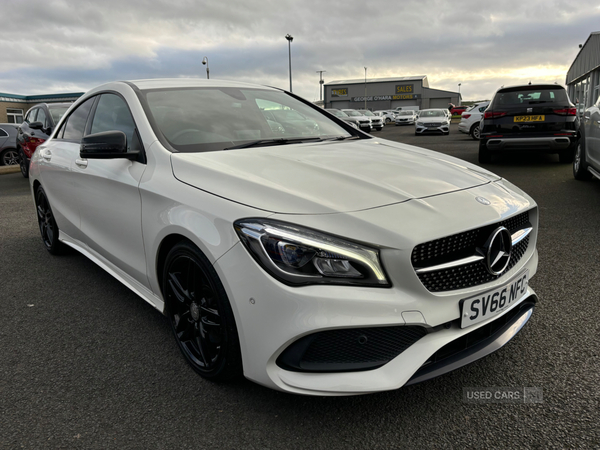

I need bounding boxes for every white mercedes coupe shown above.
[29,79,539,395]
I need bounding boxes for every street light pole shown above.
[285,34,293,92]
[317,70,326,103]
[458,83,461,105]
[364,67,367,110]
[202,56,209,79]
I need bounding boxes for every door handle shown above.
[42,150,52,161]
[75,158,88,168]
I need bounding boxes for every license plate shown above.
[460,270,529,329]
[514,115,544,122]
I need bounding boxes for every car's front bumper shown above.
[415,124,450,134]
[215,184,539,395]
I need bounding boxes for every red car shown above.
[17,102,71,178]
[450,106,468,116]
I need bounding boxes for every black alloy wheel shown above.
[163,241,242,381]
[35,186,64,254]
[573,139,592,180]
[19,148,29,178]
[559,141,576,164]
[0,148,19,166]
[478,139,491,164]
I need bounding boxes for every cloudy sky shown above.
[1,0,598,101]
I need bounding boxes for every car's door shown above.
[38,97,96,242]
[72,92,149,287]
[584,96,600,168]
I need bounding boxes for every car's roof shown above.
[125,78,280,91]
[496,83,566,92]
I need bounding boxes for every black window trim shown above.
[53,89,146,164]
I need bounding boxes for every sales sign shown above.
[331,88,348,97]
[396,84,414,94]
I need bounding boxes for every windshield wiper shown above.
[224,137,323,150]
[324,135,360,141]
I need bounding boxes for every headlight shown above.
[443,121,449,125]
[416,121,424,127]
[234,219,389,287]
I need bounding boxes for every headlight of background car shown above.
[234,219,389,287]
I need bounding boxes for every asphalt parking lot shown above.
[1,123,599,449]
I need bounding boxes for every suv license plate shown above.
[514,115,544,122]
[460,270,529,329]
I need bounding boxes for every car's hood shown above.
[171,139,500,214]
[418,116,447,122]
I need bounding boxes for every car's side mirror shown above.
[80,131,139,160]
[30,121,44,130]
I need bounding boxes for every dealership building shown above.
[566,31,600,111]
[0,92,83,124]
[323,76,461,111]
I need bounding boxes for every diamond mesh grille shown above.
[412,211,532,292]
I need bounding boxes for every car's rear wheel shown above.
[0,148,19,166]
[478,139,491,164]
[559,141,576,164]
[35,185,64,255]
[470,124,481,140]
[573,140,592,180]
[163,241,242,381]
[19,148,29,178]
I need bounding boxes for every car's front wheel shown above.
[573,140,592,180]
[35,185,64,255]
[19,148,29,178]
[163,241,242,381]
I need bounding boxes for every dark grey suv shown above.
[0,124,19,166]
[479,84,579,164]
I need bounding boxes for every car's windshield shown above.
[326,109,349,118]
[419,110,445,117]
[142,87,352,152]
[343,110,363,117]
[493,86,569,106]
[48,106,69,124]
[398,111,413,116]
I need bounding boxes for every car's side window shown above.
[37,109,49,129]
[90,93,141,151]
[0,128,8,138]
[61,97,96,141]
[25,108,38,124]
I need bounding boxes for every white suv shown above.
[458,102,489,140]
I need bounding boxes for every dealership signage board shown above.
[331,88,348,97]
[352,94,420,102]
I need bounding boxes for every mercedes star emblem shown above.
[484,227,512,275]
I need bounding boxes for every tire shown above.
[385,118,391,124]
[35,185,65,255]
[573,139,592,180]
[470,124,481,140]
[19,148,29,178]
[559,141,576,164]
[478,139,491,164]
[163,241,242,381]
[0,148,19,166]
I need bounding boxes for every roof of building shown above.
[566,31,600,85]
[325,76,428,86]
[0,92,84,103]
